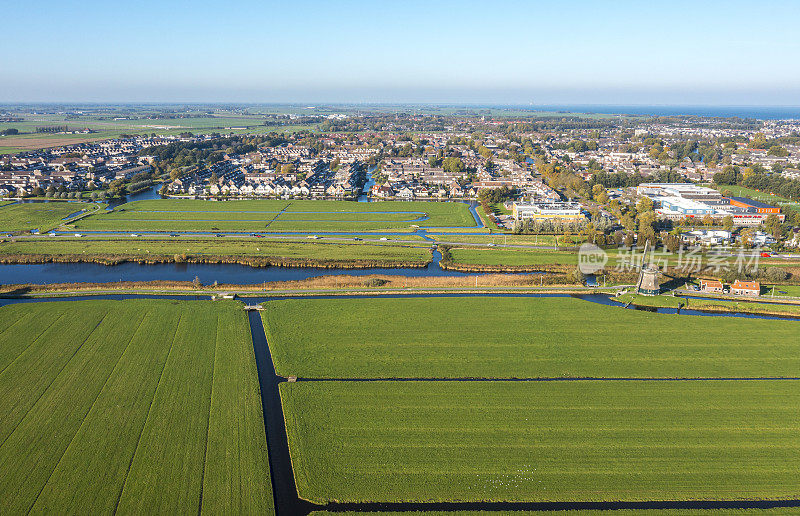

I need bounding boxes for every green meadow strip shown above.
[200,308,273,515]
[0,306,146,513]
[115,304,219,513]
[0,304,53,372]
[29,308,181,513]
[0,306,114,446]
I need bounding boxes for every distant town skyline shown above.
[3,0,799,105]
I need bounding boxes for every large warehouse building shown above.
[636,183,785,226]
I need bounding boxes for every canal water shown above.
[0,250,542,285]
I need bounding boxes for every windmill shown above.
[635,240,661,296]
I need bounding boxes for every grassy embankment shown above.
[613,292,687,308]
[616,292,800,317]
[0,300,272,514]
[0,237,432,268]
[444,245,800,276]
[0,201,99,232]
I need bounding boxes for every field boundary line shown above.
[112,312,184,515]
[27,310,151,515]
[196,313,220,516]
[0,311,107,453]
[0,312,67,377]
[264,202,292,229]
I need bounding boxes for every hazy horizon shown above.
[3,0,799,105]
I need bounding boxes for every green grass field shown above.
[0,201,99,232]
[262,296,800,378]
[716,184,795,205]
[433,234,560,245]
[282,380,800,503]
[71,199,476,232]
[448,247,580,266]
[0,300,271,514]
[613,293,687,308]
[0,236,431,265]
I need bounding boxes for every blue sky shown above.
[2,0,799,105]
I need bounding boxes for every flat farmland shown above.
[72,199,477,232]
[262,296,800,379]
[0,299,271,514]
[448,247,580,266]
[282,380,800,504]
[0,201,99,232]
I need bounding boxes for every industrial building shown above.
[512,202,586,223]
[636,183,784,226]
[727,197,782,214]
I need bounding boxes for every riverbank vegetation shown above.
[0,272,575,295]
[262,296,800,378]
[0,300,271,514]
[283,380,800,503]
[0,237,432,268]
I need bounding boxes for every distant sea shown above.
[506,105,800,120]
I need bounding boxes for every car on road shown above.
[307,235,319,239]
[215,233,225,237]
[487,243,497,247]
[761,252,772,258]
[353,237,362,241]
[74,233,82,237]
[130,233,139,237]
[169,233,179,237]
[379,237,388,241]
